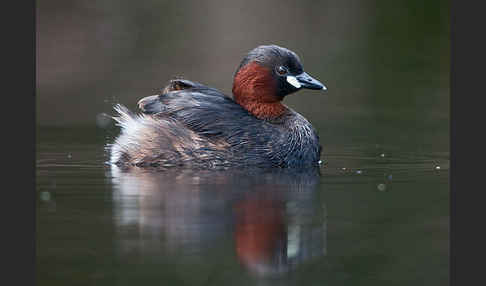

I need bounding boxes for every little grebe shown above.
[110,45,326,169]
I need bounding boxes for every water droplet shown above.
[380,153,385,158]
[318,160,322,165]
[435,166,441,170]
[377,183,387,192]
[40,191,51,202]
[96,113,112,128]
[67,153,72,159]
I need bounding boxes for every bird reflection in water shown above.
[109,166,327,277]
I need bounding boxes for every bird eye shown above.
[276,66,288,75]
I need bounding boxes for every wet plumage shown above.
[110,45,325,170]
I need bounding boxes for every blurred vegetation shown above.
[37,0,449,151]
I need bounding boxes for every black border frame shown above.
[5,0,35,285]
[5,0,466,285]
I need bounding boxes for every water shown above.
[36,126,449,285]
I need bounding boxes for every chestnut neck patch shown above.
[232,62,287,120]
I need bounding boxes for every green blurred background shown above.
[36,0,449,151]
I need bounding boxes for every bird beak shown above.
[294,72,326,90]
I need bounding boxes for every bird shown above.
[110,44,326,170]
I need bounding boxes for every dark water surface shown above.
[36,125,449,285]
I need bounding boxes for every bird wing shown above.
[137,79,225,114]
[134,79,290,166]
[138,79,280,141]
